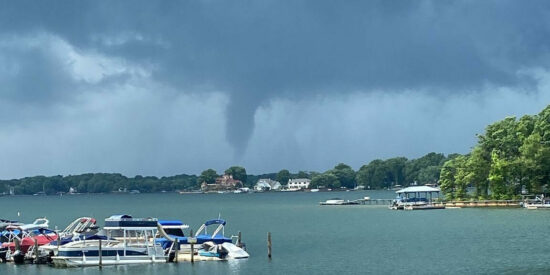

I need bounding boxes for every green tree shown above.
[198,169,218,184]
[440,156,462,200]
[464,146,490,199]
[417,166,440,185]
[311,172,340,189]
[331,163,356,188]
[488,151,509,199]
[355,159,387,189]
[296,171,310,179]
[224,166,247,183]
[276,169,291,185]
[385,157,407,187]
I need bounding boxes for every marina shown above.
[1,191,550,274]
[0,212,250,268]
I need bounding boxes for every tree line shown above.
[0,154,454,195]
[4,104,547,196]
[439,105,550,200]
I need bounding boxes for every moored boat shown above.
[163,219,248,261]
[320,198,359,205]
[0,218,57,263]
[51,215,166,267]
[33,217,99,262]
[389,186,444,210]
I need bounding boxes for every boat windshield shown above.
[163,228,185,237]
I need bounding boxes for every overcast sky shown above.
[1,1,550,179]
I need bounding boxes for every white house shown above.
[287,178,311,190]
[255,179,282,191]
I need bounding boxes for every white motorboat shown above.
[161,219,249,261]
[34,217,99,260]
[51,215,166,267]
[320,198,359,205]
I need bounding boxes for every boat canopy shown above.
[396,186,440,194]
[104,215,158,229]
[158,220,184,226]
[205,219,226,226]
[107,214,132,220]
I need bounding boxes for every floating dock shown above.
[354,198,393,205]
[433,200,521,208]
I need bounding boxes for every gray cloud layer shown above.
[1,1,550,178]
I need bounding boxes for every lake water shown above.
[1,191,549,274]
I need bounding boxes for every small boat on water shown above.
[51,215,166,267]
[0,218,57,263]
[33,217,99,262]
[159,219,249,261]
[193,219,248,260]
[320,198,359,205]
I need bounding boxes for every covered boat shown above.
[33,217,99,262]
[0,218,57,263]
[390,186,444,210]
[51,214,166,267]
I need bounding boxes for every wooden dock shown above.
[340,198,522,208]
[352,198,393,205]
[433,200,521,208]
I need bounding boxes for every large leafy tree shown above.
[276,169,291,185]
[385,157,407,187]
[198,169,218,184]
[330,163,356,188]
[356,159,387,189]
[311,172,340,189]
[224,166,247,183]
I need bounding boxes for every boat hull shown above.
[51,255,166,267]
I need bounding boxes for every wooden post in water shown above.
[14,238,20,252]
[189,229,194,263]
[34,238,39,262]
[56,231,60,256]
[267,232,272,259]
[98,238,103,268]
[237,231,242,247]
[174,240,179,263]
[190,243,194,263]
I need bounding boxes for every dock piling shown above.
[34,238,38,262]
[99,239,102,268]
[14,238,20,252]
[237,231,242,247]
[190,229,194,263]
[174,240,179,263]
[56,231,60,256]
[267,232,272,258]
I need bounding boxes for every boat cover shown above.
[158,220,184,226]
[204,219,226,226]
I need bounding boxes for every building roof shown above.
[288,178,311,183]
[396,186,440,194]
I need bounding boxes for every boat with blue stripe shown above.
[51,214,166,267]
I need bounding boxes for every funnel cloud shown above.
[1,1,550,178]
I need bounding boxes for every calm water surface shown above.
[1,191,549,274]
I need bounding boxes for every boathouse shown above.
[396,186,441,202]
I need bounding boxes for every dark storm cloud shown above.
[1,0,550,160]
